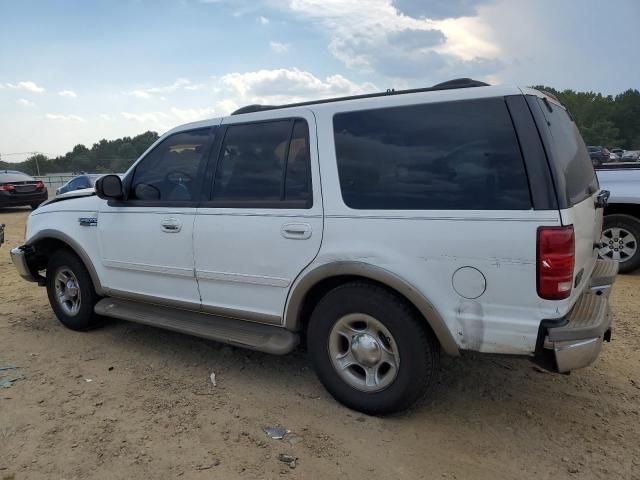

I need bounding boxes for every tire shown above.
[307,282,439,415]
[46,249,103,330]
[30,202,42,210]
[600,214,640,273]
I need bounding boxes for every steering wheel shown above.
[165,170,192,185]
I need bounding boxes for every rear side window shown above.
[211,119,312,208]
[333,98,531,210]
[535,98,597,206]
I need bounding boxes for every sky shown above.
[1,0,639,162]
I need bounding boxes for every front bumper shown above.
[10,246,41,283]
[538,259,618,373]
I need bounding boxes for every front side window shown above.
[130,128,212,201]
[211,119,312,207]
[333,98,532,210]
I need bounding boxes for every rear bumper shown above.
[537,259,617,373]
[0,190,48,206]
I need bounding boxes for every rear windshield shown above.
[534,98,598,206]
[333,98,532,210]
[0,172,34,183]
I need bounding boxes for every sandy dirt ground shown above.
[0,207,639,480]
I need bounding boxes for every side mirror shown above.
[95,175,124,200]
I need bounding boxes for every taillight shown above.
[35,181,45,190]
[537,226,575,300]
[0,184,15,191]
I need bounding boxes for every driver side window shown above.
[130,128,212,201]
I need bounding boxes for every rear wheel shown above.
[307,282,439,415]
[599,214,640,273]
[46,249,103,330]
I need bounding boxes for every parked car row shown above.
[589,146,640,166]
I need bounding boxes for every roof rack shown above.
[231,78,489,115]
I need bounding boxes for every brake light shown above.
[35,181,45,190]
[537,226,575,300]
[0,184,15,191]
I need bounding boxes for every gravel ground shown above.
[1,207,639,480]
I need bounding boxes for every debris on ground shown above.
[263,425,289,440]
[210,372,216,387]
[0,364,25,389]
[195,459,220,470]
[277,453,297,469]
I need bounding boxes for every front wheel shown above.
[599,214,640,273]
[46,249,103,330]
[307,282,439,415]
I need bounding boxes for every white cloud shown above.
[121,111,170,123]
[99,114,112,121]
[269,41,290,53]
[58,89,78,98]
[17,98,35,107]
[220,68,377,105]
[126,78,195,99]
[278,0,501,81]
[258,15,269,24]
[3,80,45,93]
[170,107,216,122]
[184,83,205,91]
[129,89,153,99]
[45,113,85,122]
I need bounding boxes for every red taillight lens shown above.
[537,226,575,300]
[0,184,15,191]
[35,181,45,190]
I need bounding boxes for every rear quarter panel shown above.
[309,92,565,355]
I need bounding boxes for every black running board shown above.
[95,298,298,355]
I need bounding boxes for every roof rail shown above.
[230,77,490,115]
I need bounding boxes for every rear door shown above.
[529,96,602,294]
[193,109,322,324]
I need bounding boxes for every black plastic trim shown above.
[525,95,572,210]
[505,95,558,211]
[230,78,489,115]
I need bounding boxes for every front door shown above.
[193,110,322,324]
[98,126,218,308]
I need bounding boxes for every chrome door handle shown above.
[161,217,182,233]
[281,223,312,240]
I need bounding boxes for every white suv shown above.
[11,79,617,414]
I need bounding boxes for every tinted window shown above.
[333,98,531,210]
[130,128,211,201]
[536,99,597,205]
[211,119,312,207]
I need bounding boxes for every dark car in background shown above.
[56,174,102,196]
[0,170,48,209]
[588,146,611,167]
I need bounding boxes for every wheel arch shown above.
[284,261,460,356]
[27,229,104,295]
